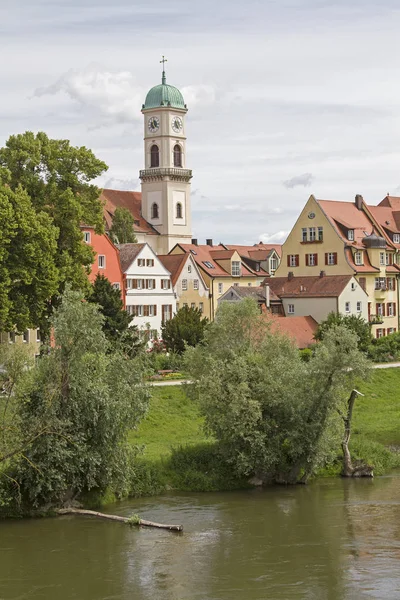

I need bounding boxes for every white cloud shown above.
[181,85,215,107]
[283,173,315,189]
[259,231,288,244]
[102,176,139,191]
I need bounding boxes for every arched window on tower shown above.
[150,145,159,168]
[151,203,159,219]
[176,202,183,219]
[173,144,182,167]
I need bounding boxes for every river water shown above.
[1,474,400,600]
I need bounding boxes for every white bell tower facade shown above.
[140,62,192,255]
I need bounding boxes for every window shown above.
[218,283,223,294]
[357,301,362,312]
[151,203,159,219]
[203,261,214,269]
[8,332,15,344]
[126,305,134,316]
[150,144,159,168]
[191,302,196,309]
[112,282,120,290]
[387,303,396,317]
[126,278,133,289]
[287,254,299,267]
[288,304,295,314]
[182,279,188,291]
[176,202,183,218]
[194,279,199,290]
[146,279,155,289]
[137,279,144,290]
[325,252,337,266]
[173,144,182,167]
[162,304,172,323]
[387,278,396,291]
[232,261,241,276]
[318,226,323,241]
[388,327,396,335]
[306,253,318,266]
[375,277,386,290]
[386,253,393,266]
[148,305,155,317]
[188,264,192,273]
[345,302,350,313]
[394,234,400,244]
[309,227,316,242]
[161,279,171,289]
[354,251,363,266]
[183,302,188,307]
[83,231,91,243]
[302,228,307,242]
[376,303,384,316]
[98,255,105,268]
[270,257,278,272]
[134,305,143,317]
[348,229,354,241]
[138,259,145,267]
[146,259,154,267]
[376,328,384,339]
[199,302,204,313]
[351,282,356,291]
[36,329,41,343]
[380,252,385,266]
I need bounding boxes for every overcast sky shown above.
[3,0,400,244]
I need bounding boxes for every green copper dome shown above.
[143,72,186,110]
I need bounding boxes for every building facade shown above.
[81,226,124,298]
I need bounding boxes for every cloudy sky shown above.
[3,0,400,244]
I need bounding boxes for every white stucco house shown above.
[117,243,176,341]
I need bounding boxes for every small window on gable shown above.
[150,144,159,168]
[188,264,192,273]
[173,144,182,167]
[151,203,159,219]
[348,229,354,241]
[288,304,295,314]
[83,231,91,243]
[345,302,351,313]
[394,233,400,244]
[98,255,105,269]
[176,202,183,219]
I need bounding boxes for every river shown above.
[1,474,400,600]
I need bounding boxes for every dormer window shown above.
[394,234,400,244]
[232,261,241,277]
[354,251,363,266]
[348,229,354,241]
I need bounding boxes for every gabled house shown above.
[81,226,124,299]
[158,253,210,320]
[117,243,176,340]
[223,243,282,276]
[275,194,399,337]
[169,240,265,317]
[218,285,283,314]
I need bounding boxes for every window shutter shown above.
[287,255,291,267]
[394,279,396,291]
[315,254,318,266]
[394,304,397,317]
[153,279,156,288]
[161,280,164,289]
[132,279,137,289]
[333,253,337,265]
[325,253,328,265]
[143,305,148,317]
[305,254,309,266]
[154,305,157,316]
[376,303,379,315]
[295,255,299,267]
[145,279,149,289]
[383,303,386,317]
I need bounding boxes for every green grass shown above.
[130,385,210,462]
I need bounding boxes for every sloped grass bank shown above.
[129,369,400,495]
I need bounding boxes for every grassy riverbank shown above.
[129,369,400,494]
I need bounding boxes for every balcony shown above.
[369,314,384,325]
[139,167,193,182]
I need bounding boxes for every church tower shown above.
[140,59,192,254]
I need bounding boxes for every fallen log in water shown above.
[56,508,183,532]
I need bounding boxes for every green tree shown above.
[162,306,208,354]
[0,168,58,332]
[0,131,108,300]
[315,312,372,352]
[8,288,149,508]
[109,207,137,244]
[185,299,369,484]
[88,274,142,356]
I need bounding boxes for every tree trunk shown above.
[341,390,373,478]
[55,508,183,531]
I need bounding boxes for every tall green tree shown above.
[0,131,108,297]
[0,168,58,332]
[185,299,370,484]
[109,207,137,244]
[162,306,208,354]
[9,288,149,508]
[88,274,142,356]
[315,312,372,352]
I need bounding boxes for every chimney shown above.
[192,238,198,246]
[355,194,363,210]
[264,284,270,309]
[320,270,326,278]
[288,272,294,280]
[206,239,213,246]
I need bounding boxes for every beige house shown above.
[158,253,210,320]
[0,329,41,356]
[275,194,400,337]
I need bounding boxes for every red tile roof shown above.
[225,243,282,259]
[175,244,259,278]
[158,254,188,286]
[101,189,158,236]
[344,248,379,273]
[266,315,318,349]
[264,274,354,298]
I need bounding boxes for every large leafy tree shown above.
[162,306,208,354]
[185,299,369,484]
[0,131,108,297]
[0,168,58,332]
[109,207,137,244]
[88,274,142,356]
[7,288,149,508]
[315,312,372,352]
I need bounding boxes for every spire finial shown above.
[160,55,167,84]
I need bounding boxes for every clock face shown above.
[171,116,183,133]
[148,116,160,133]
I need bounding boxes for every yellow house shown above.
[170,241,265,317]
[275,194,400,337]
[0,329,41,356]
[158,253,211,320]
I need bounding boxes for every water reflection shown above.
[0,474,399,599]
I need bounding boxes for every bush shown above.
[299,348,313,362]
[367,331,400,362]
